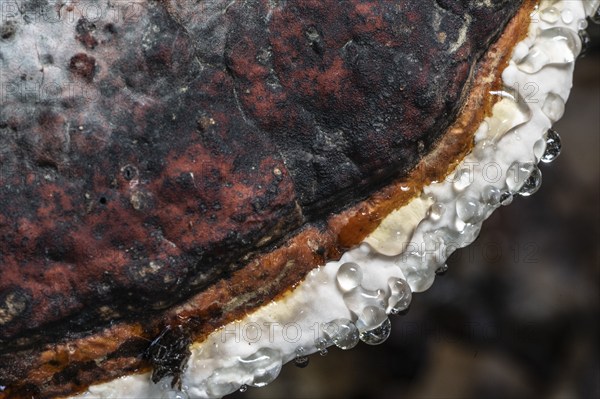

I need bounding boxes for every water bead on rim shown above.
[516,27,581,73]
[323,319,360,350]
[293,347,309,368]
[517,165,543,197]
[540,129,562,163]
[453,167,473,192]
[506,161,535,193]
[387,277,412,314]
[456,195,484,224]
[238,348,283,388]
[500,191,514,206]
[435,264,449,275]
[541,93,565,123]
[540,6,560,24]
[428,202,445,221]
[336,262,363,292]
[358,318,392,346]
[343,286,387,316]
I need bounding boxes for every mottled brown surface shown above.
[0,0,531,397]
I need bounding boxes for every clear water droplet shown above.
[403,255,436,293]
[517,166,542,197]
[387,278,412,314]
[314,336,330,354]
[323,319,359,350]
[239,348,283,388]
[541,129,562,163]
[294,347,309,368]
[343,286,387,315]
[456,195,483,224]
[452,167,473,191]
[561,8,574,24]
[428,203,445,221]
[459,223,482,245]
[500,191,514,206]
[435,264,449,275]
[239,384,248,393]
[542,93,565,122]
[507,162,534,193]
[359,317,392,345]
[356,306,387,332]
[533,137,546,163]
[319,348,328,356]
[517,27,581,73]
[540,6,560,23]
[336,262,363,292]
[578,29,591,58]
[205,370,241,397]
[483,185,502,206]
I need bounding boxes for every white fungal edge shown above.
[75,1,593,398]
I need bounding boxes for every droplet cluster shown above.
[318,263,414,347]
[362,1,577,296]
[516,27,581,73]
[196,348,283,397]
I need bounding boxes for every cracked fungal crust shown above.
[0,0,533,397]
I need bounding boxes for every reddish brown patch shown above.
[69,53,96,82]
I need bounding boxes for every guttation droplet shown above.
[239,385,248,393]
[517,27,581,73]
[343,286,387,315]
[456,195,483,224]
[540,6,559,24]
[517,165,542,197]
[534,137,546,162]
[579,29,591,57]
[541,129,562,163]
[453,167,472,191]
[435,264,449,275]
[205,370,243,397]
[561,8,574,24]
[500,191,513,206]
[359,317,392,346]
[336,262,363,292]
[483,185,502,206]
[542,93,565,122]
[387,278,412,314]
[507,162,534,193]
[294,347,309,368]
[238,348,283,388]
[356,306,387,332]
[314,336,329,356]
[323,318,360,350]
[428,203,445,221]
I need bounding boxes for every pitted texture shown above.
[0,0,523,394]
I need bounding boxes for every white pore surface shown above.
[74,1,592,398]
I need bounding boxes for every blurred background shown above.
[229,20,600,399]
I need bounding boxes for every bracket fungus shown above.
[0,0,597,398]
